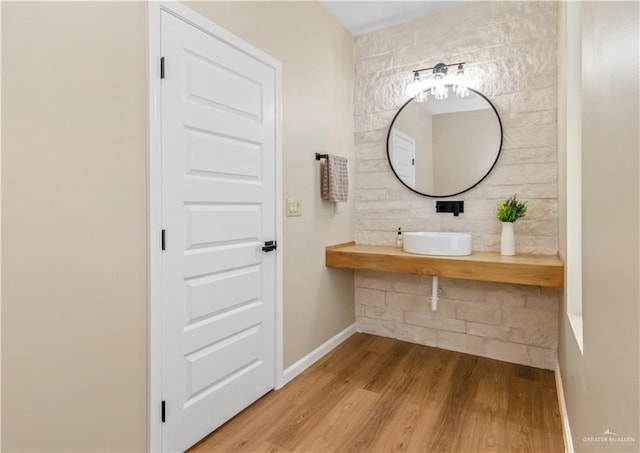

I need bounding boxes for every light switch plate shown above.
[286,198,302,217]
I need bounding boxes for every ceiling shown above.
[319,1,467,36]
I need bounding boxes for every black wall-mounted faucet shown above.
[436,200,464,217]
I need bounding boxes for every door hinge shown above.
[161,400,166,423]
[262,240,277,252]
[160,57,165,79]
[412,158,415,166]
[161,230,166,251]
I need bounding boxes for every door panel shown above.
[185,131,261,181]
[160,10,276,452]
[186,266,261,321]
[185,50,263,119]
[186,204,261,247]
[391,129,416,188]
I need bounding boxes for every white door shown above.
[391,129,416,188]
[161,11,276,452]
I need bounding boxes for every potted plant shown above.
[496,194,527,256]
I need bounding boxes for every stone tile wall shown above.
[353,2,559,369]
[356,272,558,369]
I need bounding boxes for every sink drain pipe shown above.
[431,276,439,312]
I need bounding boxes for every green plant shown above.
[496,194,527,222]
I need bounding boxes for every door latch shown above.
[262,240,277,252]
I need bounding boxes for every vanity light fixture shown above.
[406,62,470,101]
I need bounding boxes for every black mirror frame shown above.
[386,86,503,198]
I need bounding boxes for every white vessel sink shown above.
[403,232,472,256]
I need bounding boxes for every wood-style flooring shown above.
[189,333,564,453]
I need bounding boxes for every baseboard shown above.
[555,360,574,453]
[281,323,357,386]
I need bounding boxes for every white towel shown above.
[321,154,349,203]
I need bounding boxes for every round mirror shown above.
[386,87,503,197]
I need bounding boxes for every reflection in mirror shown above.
[387,87,502,197]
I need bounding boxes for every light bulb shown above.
[454,84,469,97]
[452,64,470,98]
[431,77,448,100]
[406,62,473,102]
[406,72,428,99]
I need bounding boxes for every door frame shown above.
[147,2,284,451]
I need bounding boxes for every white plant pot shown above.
[500,221,516,256]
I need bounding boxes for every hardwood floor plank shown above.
[405,347,460,406]
[428,354,484,452]
[505,376,542,453]
[264,373,355,450]
[189,333,564,453]
[312,335,380,379]
[363,341,417,393]
[451,359,513,453]
[265,343,392,451]
[367,335,398,354]
[339,389,414,452]
[294,387,381,452]
[458,408,509,453]
[372,401,440,453]
[189,366,336,452]
[253,442,292,453]
[539,387,564,452]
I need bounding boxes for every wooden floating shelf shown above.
[326,242,564,288]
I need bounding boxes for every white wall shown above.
[2,3,148,451]
[1,1,355,450]
[353,2,559,369]
[558,1,639,449]
[0,3,4,447]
